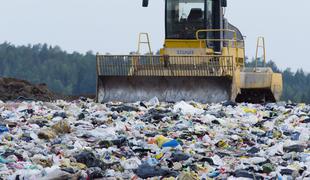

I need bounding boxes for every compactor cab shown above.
[96,0,282,103]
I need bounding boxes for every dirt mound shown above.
[0,77,56,102]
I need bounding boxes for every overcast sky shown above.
[0,0,309,71]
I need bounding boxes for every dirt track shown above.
[0,77,96,102]
[0,77,56,102]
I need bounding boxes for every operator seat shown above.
[187,8,203,22]
[185,8,203,39]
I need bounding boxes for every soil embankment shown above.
[0,77,55,101]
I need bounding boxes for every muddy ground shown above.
[0,77,96,102]
[0,77,58,102]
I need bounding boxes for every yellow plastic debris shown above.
[155,135,170,147]
[155,153,164,160]
[243,107,257,114]
[272,130,282,139]
[216,140,229,149]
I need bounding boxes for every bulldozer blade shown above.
[97,76,232,103]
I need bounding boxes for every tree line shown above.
[0,42,308,103]
[0,42,96,95]
[246,58,310,103]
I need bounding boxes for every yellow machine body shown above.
[96,0,283,103]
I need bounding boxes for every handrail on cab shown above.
[195,29,244,67]
[195,29,241,49]
[195,29,238,41]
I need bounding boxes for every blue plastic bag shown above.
[162,139,180,148]
[0,125,9,134]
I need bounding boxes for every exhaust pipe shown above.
[142,0,149,7]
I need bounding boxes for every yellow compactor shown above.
[96,0,282,103]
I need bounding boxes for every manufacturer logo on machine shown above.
[176,49,194,55]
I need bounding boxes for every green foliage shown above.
[0,42,96,95]
[0,42,309,103]
[246,57,310,103]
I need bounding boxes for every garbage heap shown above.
[0,98,309,179]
